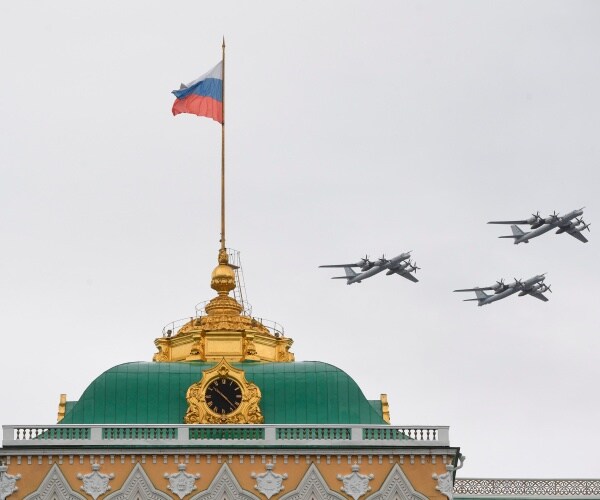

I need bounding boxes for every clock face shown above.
[205,378,243,415]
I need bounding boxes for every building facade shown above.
[0,249,461,499]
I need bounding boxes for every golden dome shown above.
[153,247,294,364]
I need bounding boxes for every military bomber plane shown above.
[488,208,590,244]
[454,274,551,306]
[319,252,419,285]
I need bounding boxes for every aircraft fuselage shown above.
[479,286,520,305]
[515,210,583,244]
[479,275,545,305]
[347,253,411,284]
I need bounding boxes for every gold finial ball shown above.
[211,249,236,294]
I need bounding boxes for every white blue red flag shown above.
[172,62,223,123]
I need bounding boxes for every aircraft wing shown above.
[453,287,494,292]
[566,230,588,243]
[487,220,530,225]
[319,264,359,268]
[392,270,419,283]
[528,292,549,302]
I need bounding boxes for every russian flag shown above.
[172,61,223,123]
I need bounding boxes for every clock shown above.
[205,377,243,415]
[184,359,263,424]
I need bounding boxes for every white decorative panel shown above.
[367,464,428,500]
[77,463,114,500]
[0,464,21,500]
[104,463,171,500]
[24,464,86,500]
[280,464,345,500]
[252,462,287,499]
[190,463,260,500]
[164,463,200,499]
[432,454,465,500]
[337,464,373,500]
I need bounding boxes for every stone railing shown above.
[454,478,600,498]
[2,424,449,449]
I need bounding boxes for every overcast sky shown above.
[2,1,599,479]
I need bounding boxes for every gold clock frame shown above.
[184,359,264,424]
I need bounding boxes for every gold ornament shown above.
[152,249,294,363]
[184,359,264,425]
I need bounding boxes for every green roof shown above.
[60,361,387,425]
[368,399,384,419]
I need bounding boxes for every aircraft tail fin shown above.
[511,225,526,237]
[499,224,528,242]
[463,290,490,306]
[332,266,357,280]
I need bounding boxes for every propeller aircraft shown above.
[454,274,551,306]
[319,252,419,285]
[488,208,590,244]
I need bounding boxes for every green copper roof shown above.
[368,399,384,420]
[60,361,387,425]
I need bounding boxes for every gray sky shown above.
[1,0,599,479]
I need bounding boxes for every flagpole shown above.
[220,37,226,254]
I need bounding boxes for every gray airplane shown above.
[319,252,419,284]
[454,274,551,306]
[488,208,590,244]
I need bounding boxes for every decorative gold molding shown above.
[57,393,67,423]
[380,394,391,424]
[184,359,264,424]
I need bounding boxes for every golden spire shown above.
[205,248,243,316]
[152,41,294,364]
[152,246,295,364]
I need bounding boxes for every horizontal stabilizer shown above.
[463,298,481,302]
[331,277,349,280]
[499,224,528,243]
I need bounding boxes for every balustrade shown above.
[454,478,600,497]
[3,424,449,448]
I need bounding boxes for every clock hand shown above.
[213,387,236,409]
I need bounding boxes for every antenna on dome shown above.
[227,248,252,316]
